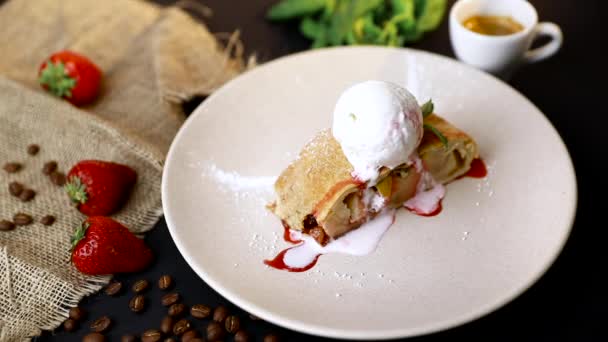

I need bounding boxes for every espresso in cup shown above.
[463,15,524,36]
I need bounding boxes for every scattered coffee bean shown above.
[173,319,191,336]
[50,171,66,186]
[121,334,137,342]
[41,215,56,226]
[27,144,40,156]
[181,330,199,342]
[13,213,33,226]
[264,333,280,342]
[129,295,145,313]
[63,318,78,332]
[3,162,22,173]
[225,316,240,334]
[191,304,211,319]
[168,303,186,317]
[206,322,225,341]
[161,292,180,306]
[234,330,250,342]
[141,329,162,342]
[160,316,174,335]
[19,188,36,202]
[132,279,150,293]
[42,161,58,175]
[158,274,173,290]
[104,281,123,296]
[69,307,85,321]
[90,316,111,333]
[0,220,15,231]
[83,332,106,342]
[213,306,228,323]
[9,181,24,196]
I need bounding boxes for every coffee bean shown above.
[19,188,36,202]
[225,316,240,334]
[213,306,228,323]
[3,162,22,173]
[181,330,199,342]
[129,295,145,313]
[0,220,15,231]
[69,307,85,321]
[158,274,172,290]
[63,318,78,332]
[41,215,56,226]
[121,334,137,342]
[264,333,280,342]
[206,322,225,341]
[43,161,58,175]
[173,319,191,336]
[191,304,211,319]
[90,316,111,333]
[13,213,33,226]
[104,281,123,296]
[168,303,186,317]
[50,171,66,186]
[161,292,180,306]
[141,329,162,342]
[132,279,150,293]
[234,330,250,342]
[9,182,23,196]
[27,144,40,156]
[83,333,106,342]
[160,316,174,335]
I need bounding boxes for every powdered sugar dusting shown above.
[204,164,276,193]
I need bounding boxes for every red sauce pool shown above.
[282,225,302,244]
[264,247,320,272]
[463,158,487,178]
[406,201,443,217]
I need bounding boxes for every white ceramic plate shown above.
[162,47,576,340]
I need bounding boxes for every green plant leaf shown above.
[424,123,448,149]
[267,0,328,21]
[421,99,434,117]
[416,0,447,32]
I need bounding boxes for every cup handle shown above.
[524,22,563,64]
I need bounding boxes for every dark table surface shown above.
[38,0,606,341]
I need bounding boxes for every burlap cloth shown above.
[0,0,248,339]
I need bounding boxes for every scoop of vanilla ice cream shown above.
[332,81,423,182]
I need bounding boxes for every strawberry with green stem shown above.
[38,50,102,106]
[65,160,137,216]
[71,216,153,275]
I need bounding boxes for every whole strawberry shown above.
[38,50,102,106]
[65,160,137,216]
[71,216,153,275]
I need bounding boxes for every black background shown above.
[34,0,607,341]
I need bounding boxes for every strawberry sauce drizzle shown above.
[407,201,443,217]
[264,247,320,272]
[463,158,487,178]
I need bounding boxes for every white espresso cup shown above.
[449,0,563,79]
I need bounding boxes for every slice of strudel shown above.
[270,112,479,242]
